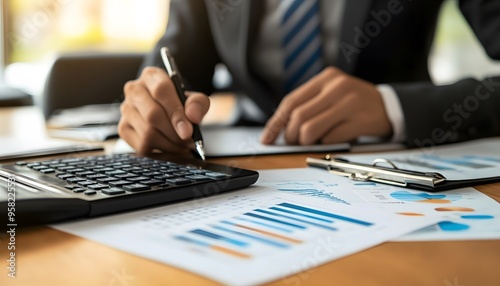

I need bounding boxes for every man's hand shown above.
[118,67,210,155]
[261,67,392,145]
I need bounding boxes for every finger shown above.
[260,79,322,144]
[321,121,361,144]
[119,122,193,156]
[285,75,353,144]
[294,94,357,145]
[185,92,211,124]
[120,101,190,153]
[118,120,147,153]
[141,67,193,140]
[124,80,179,141]
[261,67,343,144]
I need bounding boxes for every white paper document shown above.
[51,168,500,285]
[0,138,102,161]
[202,126,350,157]
[258,169,500,241]
[338,137,500,181]
[112,126,350,157]
[52,178,439,286]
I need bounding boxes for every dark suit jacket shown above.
[142,0,500,147]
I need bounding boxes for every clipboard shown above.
[306,154,500,192]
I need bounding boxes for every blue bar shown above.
[255,209,337,231]
[354,182,377,186]
[212,225,289,248]
[278,203,373,226]
[174,235,209,247]
[190,229,248,247]
[236,217,293,233]
[244,212,306,229]
[423,155,492,169]
[270,206,333,223]
[463,155,500,163]
[277,189,349,205]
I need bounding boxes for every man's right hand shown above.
[118,67,210,155]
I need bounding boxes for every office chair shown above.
[0,85,33,107]
[42,52,144,118]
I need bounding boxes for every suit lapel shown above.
[336,0,373,74]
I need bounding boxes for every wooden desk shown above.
[1,107,500,286]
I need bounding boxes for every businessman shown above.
[119,0,500,155]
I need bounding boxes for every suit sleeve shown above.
[140,0,221,94]
[390,0,500,148]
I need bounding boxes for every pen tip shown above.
[195,141,206,161]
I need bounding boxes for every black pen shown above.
[160,47,206,160]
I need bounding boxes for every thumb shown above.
[184,92,211,124]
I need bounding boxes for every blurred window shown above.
[3,0,169,64]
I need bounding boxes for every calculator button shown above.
[205,172,230,179]
[39,168,56,174]
[94,167,115,173]
[127,176,151,182]
[109,180,133,187]
[33,165,48,171]
[173,171,191,176]
[78,181,96,187]
[58,174,74,180]
[66,168,86,174]
[97,177,120,183]
[165,178,192,185]
[123,184,151,192]
[72,188,87,193]
[76,171,97,177]
[105,170,127,176]
[154,174,177,180]
[185,175,213,181]
[143,171,162,177]
[67,177,86,183]
[87,174,108,180]
[58,166,76,171]
[87,184,109,190]
[139,179,164,186]
[115,173,140,179]
[189,169,209,175]
[101,188,126,195]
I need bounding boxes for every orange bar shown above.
[397,212,425,216]
[417,199,451,204]
[211,245,252,259]
[435,207,475,212]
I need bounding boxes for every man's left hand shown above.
[261,67,392,145]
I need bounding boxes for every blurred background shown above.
[0,0,168,103]
[1,0,500,104]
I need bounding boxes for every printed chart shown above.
[258,168,500,241]
[53,187,437,286]
[171,202,372,260]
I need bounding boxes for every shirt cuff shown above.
[376,84,406,143]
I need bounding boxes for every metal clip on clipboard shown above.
[306,155,447,188]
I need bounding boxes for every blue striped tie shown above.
[282,0,324,93]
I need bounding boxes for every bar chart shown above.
[422,155,493,169]
[172,202,373,260]
[53,176,442,285]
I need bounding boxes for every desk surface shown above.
[1,107,500,286]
